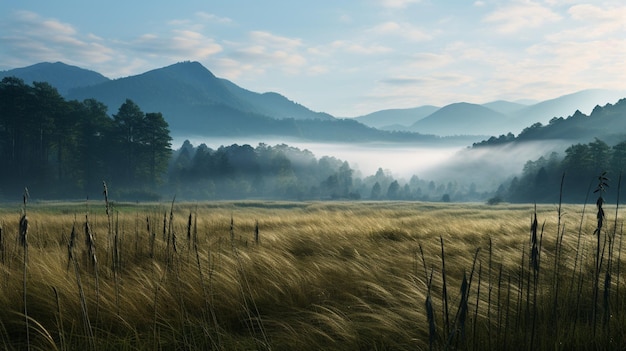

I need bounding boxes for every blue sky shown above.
[1,0,624,116]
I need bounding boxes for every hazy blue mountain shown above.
[60,61,445,141]
[0,61,109,94]
[219,79,334,121]
[68,61,333,122]
[65,61,341,136]
[508,89,626,134]
[8,61,622,143]
[68,61,250,115]
[399,90,625,137]
[353,105,439,129]
[409,102,506,136]
[482,100,527,115]
[474,98,626,147]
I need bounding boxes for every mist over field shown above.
[172,135,567,196]
[420,140,567,188]
[174,136,466,179]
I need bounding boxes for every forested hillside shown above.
[0,77,172,199]
[501,138,626,203]
[474,98,626,147]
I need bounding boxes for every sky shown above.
[0,0,625,117]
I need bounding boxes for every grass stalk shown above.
[425,270,436,351]
[487,236,493,350]
[20,187,29,351]
[472,261,482,350]
[439,236,450,338]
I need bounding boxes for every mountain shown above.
[8,61,622,143]
[474,98,626,147]
[68,61,334,122]
[372,90,625,137]
[481,100,527,115]
[60,61,449,142]
[0,61,109,95]
[66,61,343,136]
[353,105,439,129]
[507,89,626,134]
[409,102,506,136]
[219,79,334,121]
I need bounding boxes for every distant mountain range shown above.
[474,97,626,147]
[353,105,439,130]
[354,89,626,137]
[2,61,624,143]
[2,61,452,142]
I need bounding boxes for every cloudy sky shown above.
[0,0,624,117]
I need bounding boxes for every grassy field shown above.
[0,199,624,350]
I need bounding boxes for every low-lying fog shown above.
[173,136,566,191]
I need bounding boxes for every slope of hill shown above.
[0,61,110,94]
[354,105,439,129]
[474,98,626,147]
[67,61,248,115]
[409,102,506,136]
[508,89,626,133]
[219,79,334,120]
[482,100,526,115]
[66,61,340,136]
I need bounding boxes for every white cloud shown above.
[249,31,302,49]
[483,1,562,34]
[368,21,431,41]
[330,40,393,55]
[132,29,222,59]
[195,12,233,24]
[551,4,626,39]
[379,0,421,8]
[0,11,115,67]
[221,30,308,77]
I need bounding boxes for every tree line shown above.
[0,77,172,199]
[502,138,626,203]
[166,141,486,201]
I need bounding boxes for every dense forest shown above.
[165,141,484,201]
[473,100,626,203]
[0,77,171,199]
[501,138,626,203]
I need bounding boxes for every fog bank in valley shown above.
[173,136,565,195]
[419,140,567,191]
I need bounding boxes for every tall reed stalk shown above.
[0,223,4,265]
[592,172,609,334]
[439,236,450,337]
[20,188,30,351]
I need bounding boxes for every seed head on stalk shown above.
[593,172,609,236]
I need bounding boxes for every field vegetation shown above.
[0,189,625,350]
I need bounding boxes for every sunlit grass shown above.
[0,200,623,350]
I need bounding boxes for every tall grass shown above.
[0,192,624,349]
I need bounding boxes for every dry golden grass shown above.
[0,200,623,350]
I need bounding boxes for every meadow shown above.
[0,195,624,350]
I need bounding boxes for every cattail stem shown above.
[20,212,29,351]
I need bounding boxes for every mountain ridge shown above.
[356,89,626,137]
[409,102,506,136]
[0,61,110,95]
[3,61,624,142]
